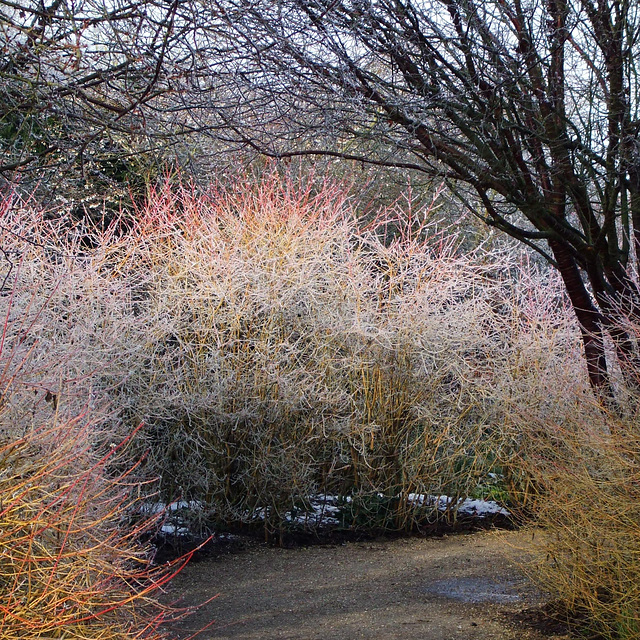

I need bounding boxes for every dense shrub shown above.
[0,175,583,538]
[0,301,200,639]
[0,424,195,639]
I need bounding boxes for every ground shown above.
[162,529,573,640]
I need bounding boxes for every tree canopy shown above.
[0,0,196,194]
[197,0,640,397]
[2,0,640,397]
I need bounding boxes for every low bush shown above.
[99,175,535,536]
[0,423,193,640]
[511,375,640,639]
[0,262,199,640]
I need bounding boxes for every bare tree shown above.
[184,0,640,399]
[4,0,640,398]
[0,0,197,195]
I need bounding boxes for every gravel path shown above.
[163,529,572,640]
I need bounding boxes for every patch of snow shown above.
[457,498,509,517]
[139,500,204,515]
[251,495,342,528]
[149,493,509,538]
[140,500,205,537]
[407,494,509,517]
[160,523,190,536]
[286,495,341,527]
[250,493,508,529]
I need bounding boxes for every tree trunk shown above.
[548,239,615,402]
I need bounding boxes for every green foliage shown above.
[469,472,512,505]
[338,494,402,531]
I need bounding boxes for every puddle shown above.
[422,576,522,603]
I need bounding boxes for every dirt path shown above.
[163,529,571,640]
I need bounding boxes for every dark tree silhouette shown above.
[192,0,640,399]
[0,0,189,192]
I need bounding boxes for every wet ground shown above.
[162,529,572,640]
